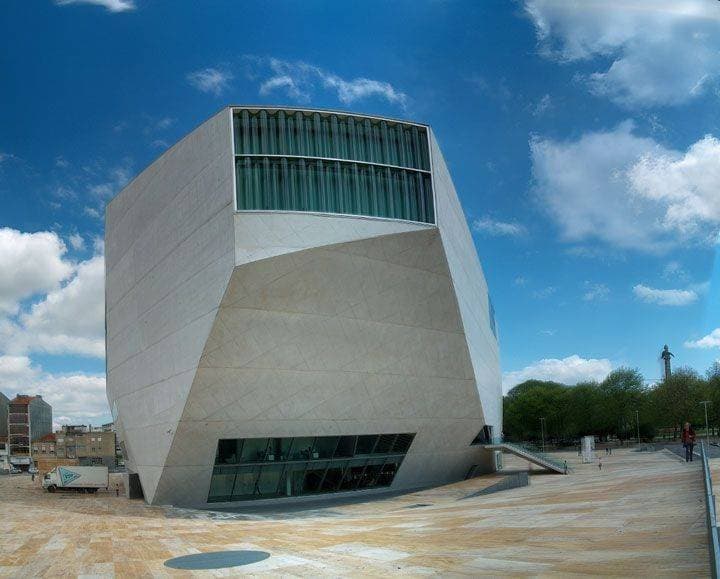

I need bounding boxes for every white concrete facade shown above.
[105,107,501,507]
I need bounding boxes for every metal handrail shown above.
[490,438,567,471]
[700,442,720,578]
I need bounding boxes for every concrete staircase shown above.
[485,440,567,474]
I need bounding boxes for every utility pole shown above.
[700,400,712,447]
[540,417,546,454]
[635,410,640,444]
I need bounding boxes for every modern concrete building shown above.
[105,107,501,507]
[8,394,52,470]
[0,391,8,439]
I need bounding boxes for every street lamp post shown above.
[540,417,546,454]
[635,410,640,445]
[700,400,712,448]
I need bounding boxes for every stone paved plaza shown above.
[0,449,710,576]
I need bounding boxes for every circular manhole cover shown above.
[164,550,270,570]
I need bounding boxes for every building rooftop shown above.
[34,433,56,443]
[9,395,38,405]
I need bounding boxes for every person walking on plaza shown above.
[682,422,696,462]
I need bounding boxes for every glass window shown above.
[256,465,283,497]
[232,467,260,499]
[374,434,396,454]
[234,110,430,171]
[288,437,316,461]
[355,435,378,455]
[470,425,494,446]
[334,436,356,458]
[236,157,434,224]
[313,436,339,459]
[321,463,345,492]
[208,469,236,502]
[303,462,329,494]
[239,438,269,463]
[209,432,415,502]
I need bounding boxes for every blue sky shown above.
[1,0,719,426]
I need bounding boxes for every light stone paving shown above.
[0,449,710,577]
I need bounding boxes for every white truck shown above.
[42,465,108,493]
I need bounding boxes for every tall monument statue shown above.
[661,344,674,381]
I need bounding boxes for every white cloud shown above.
[533,286,557,299]
[532,93,553,116]
[0,229,73,314]
[531,121,720,252]
[55,0,135,12]
[68,233,84,251]
[249,57,408,109]
[685,329,720,349]
[0,239,105,359]
[88,165,131,200]
[186,67,233,96]
[583,282,609,302]
[514,276,528,286]
[525,0,720,107]
[503,354,613,392]
[0,355,108,425]
[632,284,698,306]
[18,255,105,357]
[84,206,102,219]
[663,261,689,282]
[472,217,527,237]
[627,135,720,238]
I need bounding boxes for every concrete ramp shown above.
[485,441,567,474]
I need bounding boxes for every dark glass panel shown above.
[338,460,366,491]
[231,466,260,498]
[321,464,345,492]
[288,437,316,460]
[355,435,378,456]
[334,436,356,458]
[303,462,329,493]
[374,434,396,454]
[377,461,401,487]
[216,439,241,464]
[313,436,339,459]
[233,109,430,171]
[391,433,415,454]
[239,438,269,463]
[358,458,385,488]
[208,469,236,501]
[256,465,283,497]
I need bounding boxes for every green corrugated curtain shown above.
[236,157,434,223]
[233,109,431,171]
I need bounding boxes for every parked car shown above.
[9,467,21,474]
[28,466,39,475]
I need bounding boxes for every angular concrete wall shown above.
[429,131,502,431]
[105,109,235,503]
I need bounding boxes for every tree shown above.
[652,367,704,437]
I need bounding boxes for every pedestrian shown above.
[609,447,612,455]
[598,458,602,471]
[115,484,119,497]
[31,473,35,482]
[564,460,568,475]
[682,422,696,462]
